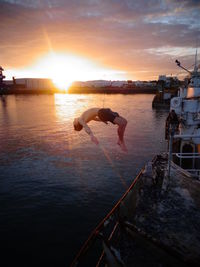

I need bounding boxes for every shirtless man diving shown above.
[73,108,128,152]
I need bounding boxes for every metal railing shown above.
[70,169,144,267]
[167,128,200,178]
[174,152,200,158]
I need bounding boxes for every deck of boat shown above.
[70,154,200,267]
[116,154,200,267]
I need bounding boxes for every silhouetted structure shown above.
[0,66,5,85]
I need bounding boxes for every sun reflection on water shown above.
[53,93,94,123]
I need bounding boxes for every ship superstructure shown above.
[167,50,200,176]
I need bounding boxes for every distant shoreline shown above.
[0,86,157,95]
[68,86,156,94]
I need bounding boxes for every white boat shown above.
[166,49,200,177]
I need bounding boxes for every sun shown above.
[5,52,127,91]
[35,53,92,91]
[35,53,127,91]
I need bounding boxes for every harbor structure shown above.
[2,77,157,94]
[3,78,62,94]
[0,66,5,84]
[11,78,55,90]
[152,75,181,109]
[68,80,157,94]
[0,66,6,91]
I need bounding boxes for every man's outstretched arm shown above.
[78,118,99,145]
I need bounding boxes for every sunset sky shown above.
[1,0,200,82]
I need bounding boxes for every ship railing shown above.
[70,168,144,267]
[174,152,200,159]
[172,153,200,177]
[168,131,200,178]
[180,169,200,177]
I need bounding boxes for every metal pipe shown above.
[172,153,200,155]
[175,153,200,159]
[174,134,200,138]
[168,129,173,177]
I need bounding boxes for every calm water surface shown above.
[0,94,168,266]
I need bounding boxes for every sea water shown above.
[0,94,168,266]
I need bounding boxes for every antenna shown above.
[175,60,191,74]
[194,48,198,72]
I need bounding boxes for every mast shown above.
[194,48,198,73]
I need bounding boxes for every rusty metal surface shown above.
[118,154,200,266]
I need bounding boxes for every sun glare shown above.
[37,53,84,90]
[5,52,127,91]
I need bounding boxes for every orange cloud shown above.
[1,0,200,81]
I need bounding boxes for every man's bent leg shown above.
[113,116,128,151]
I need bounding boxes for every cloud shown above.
[0,0,200,80]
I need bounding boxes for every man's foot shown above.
[117,140,128,152]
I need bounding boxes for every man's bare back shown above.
[80,108,100,123]
[73,107,128,152]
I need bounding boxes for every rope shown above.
[102,92,106,108]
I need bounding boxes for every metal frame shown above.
[70,169,144,267]
[168,130,200,178]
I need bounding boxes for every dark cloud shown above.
[169,0,200,8]
[0,0,200,79]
